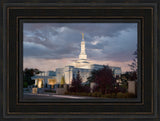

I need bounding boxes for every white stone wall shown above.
[56,68,64,84]
[90,82,96,93]
[79,70,91,83]
[56,88,67,95]
[55,64,122,85]
[128,81,136,94]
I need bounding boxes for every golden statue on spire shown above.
[82,32,84,40]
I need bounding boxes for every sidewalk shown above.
[24,92,98,99]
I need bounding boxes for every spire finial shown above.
[82,32,84,40]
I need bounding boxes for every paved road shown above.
[23,93,98,100]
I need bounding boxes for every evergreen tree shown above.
[71,74,76,87]
[60,76,65,85]
[76,71,82,89]
[70,71,82,92]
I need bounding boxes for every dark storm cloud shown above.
[23,23,137,62]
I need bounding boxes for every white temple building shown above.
[55,33,121,84]
[31,71,56,88]
[32,33,122,87]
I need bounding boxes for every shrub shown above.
[91,92,101,97]
[88,93,92,96]
[103,93,117,98]
[91,92,97,97]
[23,81,28,88]
[64,92,69,95]
[80,86,90,93]
[105,94,112,98]
[68,84,90,93]
[116,92,136,98]
[127,93,137,98]
[44,89,56,93]
[116,92,126,98]
[65,91,136,98]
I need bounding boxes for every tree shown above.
[121,72,130,81]
[68,71,91,93]
[128,50,137,72]
[88,66,116,94]
[129,71,137,81]
[96,66,116,94]
[60,76,65,85]
[122,71,137,81]
[69,71,83,92]
[23,68,40,88]
[71,75,76,87]
[128,50,138,81]
[75,71,82,89]
[87,69,99,83]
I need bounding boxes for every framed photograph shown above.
[0,0,159,121]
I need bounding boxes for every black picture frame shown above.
[0,0,159,121]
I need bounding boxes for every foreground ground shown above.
[23,92,98,100]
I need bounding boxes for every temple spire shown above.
[82,32,84,40]
[79,33,87,60]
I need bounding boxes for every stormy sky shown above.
[23,23,137,73]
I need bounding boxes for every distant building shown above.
[32,33,122,88]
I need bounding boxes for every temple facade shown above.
[31,71,56,88]
[55,33,121,84]
[32,33,122,87]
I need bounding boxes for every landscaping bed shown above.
[65,92,136,98]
